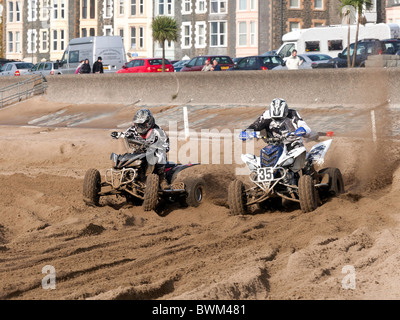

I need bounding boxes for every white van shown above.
[276,23,400,61]
[59,36,127,74]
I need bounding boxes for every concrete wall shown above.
[38,68,397,108]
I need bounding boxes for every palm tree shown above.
[152,16,179,72]
[350,0,372,67]
[339,1,356,68]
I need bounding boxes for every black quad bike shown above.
[83,136,205,211]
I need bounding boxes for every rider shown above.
[111,109,170,190]
[241,98,311,149]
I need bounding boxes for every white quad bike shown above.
[228,128,344,214]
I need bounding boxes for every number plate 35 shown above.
[257,167,274,182]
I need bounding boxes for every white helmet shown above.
[269,98,288,120]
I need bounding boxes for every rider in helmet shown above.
[241,98,311,149]
[111,109,170,190]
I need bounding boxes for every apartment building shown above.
[114,0,153,59]
[386,0,400,24]
[153,0,175,60]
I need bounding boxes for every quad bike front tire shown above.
[83,168,101,206]
[298,174,318,213]
[318,167,345,197]
[228,179,247,216]
[183,177,205,207]
[143,173,159,211]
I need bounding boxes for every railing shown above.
[0,75,47,109]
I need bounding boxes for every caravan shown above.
[59,36,127,74]
[276,23,400,61]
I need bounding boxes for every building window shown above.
[82,0,87,18]
[15,32,21,53]
[195,22,206,48]
[182,22,191,48]
[159,0,172,15]
[60,0,65,18]
[53,0,58,19]
[196,0,206,13]
[119,28,124,41]
[29,0,38,21]
[289,0,300,8]
[131,26,136,49]
[250,0,256,10]
[238,22,246,46]
[119,0,124,14]
[210,21,226,47]
[16,1,21,21]
[42,31,48,51]
[290,22,300,31]
[314,0,323,10]
[82,28,87,37]
[211,0,226,14]
[104,26,113,36]
[90,28,95,36]
[131,0,136,15]
[8,2,13,22]
[239,0,246,11]
[139,0,144,14]
[53,30,58,50]
[60,30,65,50]
[105,0,112,17]
[8,32,13,52]
[182,0,191,14]
[28,29,37,53]
[139,27,144,48]
[250,21,256,46]
[90,0,95,18]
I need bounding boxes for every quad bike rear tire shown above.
[228,179,247,216]
[143,173,159,211]
[183,177,205,207]
[318,167,345,197]
[83,168,101,206]
[298,174,318,213]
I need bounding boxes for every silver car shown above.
[0,62,34,76]
[272,53,333,70]
[28,61,63,75]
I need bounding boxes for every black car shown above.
[228,55,285,71]
[381,38,400,55]
[316,39,386,68]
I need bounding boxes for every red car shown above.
[117,58,174,73]
[180,55,234,72]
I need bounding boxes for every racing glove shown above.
[111,131,121,139]
[239,130,257,141]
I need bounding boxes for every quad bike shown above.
[83,136,205,211]
[228,128,344,215]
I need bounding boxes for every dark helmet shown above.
[269,98,288,120]
[133,109,155,135]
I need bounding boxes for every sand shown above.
[1,98,400,300]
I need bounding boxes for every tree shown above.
[152,16,179,72]
[351,0,372,67]
[339,1,356,68]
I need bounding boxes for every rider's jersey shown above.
[123,124,170,164]
[247,109,311,139]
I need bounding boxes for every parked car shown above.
[381,38,400,55]
[116,58,174,73]
[28,61,63,75]
[232,57,245,64]
[315,39,385,68]
[261,50,277,56]
[173,59,190,72]
[180,55,234,72]
[229,55,285,71]
[0,62,34,76]
[0,59,17,68]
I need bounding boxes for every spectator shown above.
[211,59,221,71]
[75,60,84,74]
[92,56,104,74]
[201,59,213,72]
[286,50,303,70]
[80,59,91,74]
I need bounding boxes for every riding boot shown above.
[156,165,169,190]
